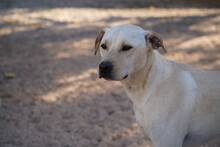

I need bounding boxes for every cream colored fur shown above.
[96,24,220,147]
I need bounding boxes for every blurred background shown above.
[0,0,220,147]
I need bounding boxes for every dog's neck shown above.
[121,51,171,106]
[122,50,155,91]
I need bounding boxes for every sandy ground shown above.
[0,1,220,147]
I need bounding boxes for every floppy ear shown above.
[94,30,105,55]
[145,31,167,54]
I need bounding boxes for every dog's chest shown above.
[133,104,145,127]
[133,103,152,138]
[126,89,154,137]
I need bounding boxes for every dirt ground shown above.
[0,1,220,147]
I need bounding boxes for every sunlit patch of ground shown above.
[0,3,220,147]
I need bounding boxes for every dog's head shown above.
[94,24,166,81]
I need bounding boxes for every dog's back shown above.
[177,64,220,146]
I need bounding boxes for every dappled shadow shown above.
[0,3,220,147]
[0,7,148,147]
[133,13,220,70]
[1,0,220,9]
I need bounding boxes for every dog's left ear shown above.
[94,30,105,55]
[145,31,167,54]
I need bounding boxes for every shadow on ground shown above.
[0,2,220,147]
[1,0,220,9]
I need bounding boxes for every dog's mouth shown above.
[99,74,128,81]
[122,74,128,80]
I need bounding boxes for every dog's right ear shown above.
[94,30,105,55]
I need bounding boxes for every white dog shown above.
[94,24,220,147]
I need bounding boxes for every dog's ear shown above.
[145,31,167,54]
[94,30,105,55]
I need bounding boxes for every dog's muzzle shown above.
[99,61,114,80]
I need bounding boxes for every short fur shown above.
[95,24,220,147]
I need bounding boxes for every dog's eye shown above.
[101,44,107,50]
[121,45,133,51]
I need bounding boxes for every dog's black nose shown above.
[99,61,113,79]
[99,61,113,73]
